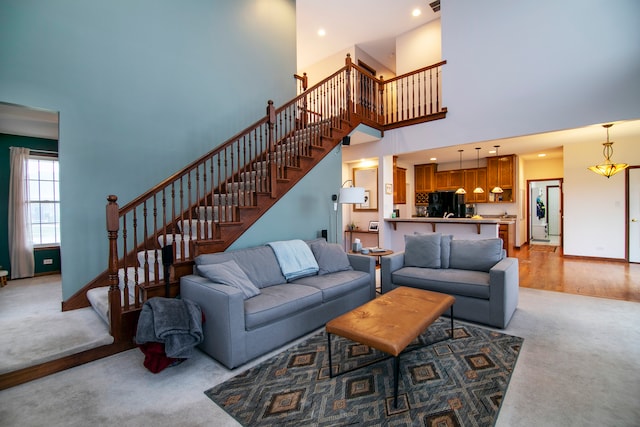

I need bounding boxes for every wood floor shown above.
[515,244,640,303]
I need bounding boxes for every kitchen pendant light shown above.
[455,149,466,195]
[588,124,628,178]
[490,145,504,194]
[473,147,484,194]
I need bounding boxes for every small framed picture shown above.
[368,221,379,232]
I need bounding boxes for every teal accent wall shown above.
[0,0,319,300]
[0,134,59,277]
[230,145,343,249]
[34,247,61,275]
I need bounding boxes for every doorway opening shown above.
[527,178,562,247]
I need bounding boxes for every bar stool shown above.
[0,269,7,287]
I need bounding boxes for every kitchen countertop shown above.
[384,216,516,232]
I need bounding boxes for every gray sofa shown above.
[180,238,375,369]
[381,234,519,328]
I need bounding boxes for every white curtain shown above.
[8,147,35,279]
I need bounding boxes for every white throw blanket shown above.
[267,239,319,281]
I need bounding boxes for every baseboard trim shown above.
[0,340,134,391]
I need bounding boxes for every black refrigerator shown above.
[427,191,466,218]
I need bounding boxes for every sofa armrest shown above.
[380,252,405,294]
[348,253,376,299]
[180,274,247,368]
[488,257,519,328]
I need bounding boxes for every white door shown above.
[629,168,640,263]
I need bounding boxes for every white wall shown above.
[563,136,639,259]
[301,47,354,88]
[343,0,640,259]
[396,19,442,74]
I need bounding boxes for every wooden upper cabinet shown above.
[393,156,406,204]
[449,170,463,189]
[435,170,462,190]
[464,168,488,203]
[487,155,515,189]
[394,167,406,204]
[414,164,435,193]
[486,154,516,202]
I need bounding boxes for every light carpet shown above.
[0,286,638,426]
[0,275,113,374]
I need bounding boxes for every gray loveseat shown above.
[180,238,375,368]
[381,234,519,328]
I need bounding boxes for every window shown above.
[28,156,60,246]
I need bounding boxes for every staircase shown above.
[0,55,447,389]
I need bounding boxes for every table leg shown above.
[327,332,333,378]
[393,356,400,408]
[450,305,454,337]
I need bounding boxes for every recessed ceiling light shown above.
[317,28,326,37]
[412,8,422,17]
[430,157,437,161]
[538,153,546,157]
[489,150,496,154]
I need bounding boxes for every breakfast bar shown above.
[383,217,516,256]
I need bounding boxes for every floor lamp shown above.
[333,180,365,244]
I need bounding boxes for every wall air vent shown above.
[429,0,440,12]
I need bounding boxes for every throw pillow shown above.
[309,241,353,275]
[198,260,261,299]
[404,233,441,268]
[449,238,504,272]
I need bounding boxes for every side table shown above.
[352,249,393,266]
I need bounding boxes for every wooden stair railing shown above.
[64,55,448,343]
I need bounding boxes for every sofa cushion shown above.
[244,284,322,330]
[198,260,261,299]
[391,267,490,299]
[195,246,286,288]
[309,240,353,275]
[449,238,504,272]
[404,233,441,268]
[440,235,453,268]
[292,270,368,302]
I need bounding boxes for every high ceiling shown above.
[296,0,440,73]
[296,0,639,165]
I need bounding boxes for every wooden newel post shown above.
[106,194,122,339]
[345,54,352,121]
[266,100,277,198]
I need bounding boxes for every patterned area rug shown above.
[205,318,523,426]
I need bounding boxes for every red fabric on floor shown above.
[138,342,182,373]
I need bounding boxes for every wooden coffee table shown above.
[326,287,455,407]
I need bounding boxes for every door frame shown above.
[626,166,640,262]
[526,178,563,246]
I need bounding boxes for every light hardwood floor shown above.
[516,244,640,302]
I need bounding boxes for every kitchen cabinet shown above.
[394,167,406,204]
[487,154,515,203]
[435,170,463,191]
[393,156,406,204]
[464,168,488,203]
[499,222,515,257]
[415,163,435,205]
[415,164,435,193]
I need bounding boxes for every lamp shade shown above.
[339,187,365,204]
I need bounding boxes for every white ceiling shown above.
[296,1,640,165]
[296,0,440,73]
